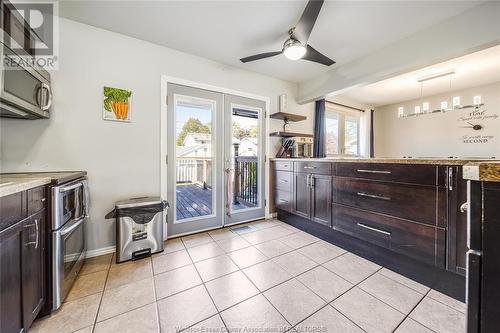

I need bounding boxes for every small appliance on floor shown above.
[106,197,168,263]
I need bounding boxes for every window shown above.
[325,108,360,156]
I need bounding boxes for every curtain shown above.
[370,109,375,157]
[313,99,326,158]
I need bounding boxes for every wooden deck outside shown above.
[176,184,253,220]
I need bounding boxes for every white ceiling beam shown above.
[297,2,500,104]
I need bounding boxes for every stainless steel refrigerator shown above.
[466,181,500,333]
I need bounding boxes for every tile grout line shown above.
[320,267,386,333]
[89,255,113,333]
[181,238,232,333]
[390,289,437,333]
[151,260,162,333]
[425,292,467,314]
[238,263,295,332]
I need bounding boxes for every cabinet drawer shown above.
[295,161,331,175]
[0,192,27,232]
[27,186,47,216]
[274,171,292,192]
[275,190,291,212]
[333,177,441,226]
[336,163,437,185]
[333,204,443,266]
[274,160,292,171]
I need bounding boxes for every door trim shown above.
[160,76,271,240]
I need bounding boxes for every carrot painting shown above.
[103,87,132,121]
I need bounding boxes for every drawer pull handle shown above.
[357,192,391,201]
[303,166,316,170]
[357,223,391,236]
[279,180,289,183]
[357,169,391,174]
[279,199,289,203]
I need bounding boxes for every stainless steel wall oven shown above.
[50,177,88,311]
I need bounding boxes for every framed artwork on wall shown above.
[103,86,132,122]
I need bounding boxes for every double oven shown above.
[48,176,89,311]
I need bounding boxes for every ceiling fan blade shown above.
[240,51,282,63]
[293,0,324,44]
[302,44,335,66]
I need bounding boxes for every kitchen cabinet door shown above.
[0,220,24,333]
[292,172,310,218]
[22,209,46,328]
[310,174,332,227]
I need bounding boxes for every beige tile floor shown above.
[30,219,466,333]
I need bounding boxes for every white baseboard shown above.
[85,245,115,259]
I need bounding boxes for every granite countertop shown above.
[0,174,52,197]
[0,171,87,197]
[463,162,500,182]
[271,157,498,166]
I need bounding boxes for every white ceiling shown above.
[337,44,500,107]
[59,1,482,83]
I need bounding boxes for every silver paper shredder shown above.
[111,197,168,263]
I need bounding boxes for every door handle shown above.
[460,202,468,213]
[448,167,454,191]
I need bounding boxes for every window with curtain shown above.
[325,107,361,156]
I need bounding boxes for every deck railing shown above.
[234,156,258,206]
[176,158,212,188]
[176,154,258,207]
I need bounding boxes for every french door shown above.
[224,94,266,226]
[166,84,265,237]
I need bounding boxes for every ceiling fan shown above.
[240,0,335,66]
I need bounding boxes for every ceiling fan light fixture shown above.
[283,39,306,60]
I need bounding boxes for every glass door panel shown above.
[224,95,266,225]
[167,83,223,236]
[175,97,214,221]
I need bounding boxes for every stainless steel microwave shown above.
[0,43,52,119]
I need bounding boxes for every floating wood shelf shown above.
[270,112,307,122]
[269,131,314,138]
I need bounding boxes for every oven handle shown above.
[61,217,85,238]
[41,83,52,111]
[59,181,84,193]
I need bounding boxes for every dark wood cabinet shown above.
[336,162,437,185]
[333,177,444,227]
[310,174,332,226]
[22,209,46,328]
[0,219,25,333]
[0,186,47,333]
[273,159,468,274]
[292,172,310,218]
[291,168,332,226]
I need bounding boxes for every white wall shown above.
[374,82,500,158]
[0,18,313,252]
